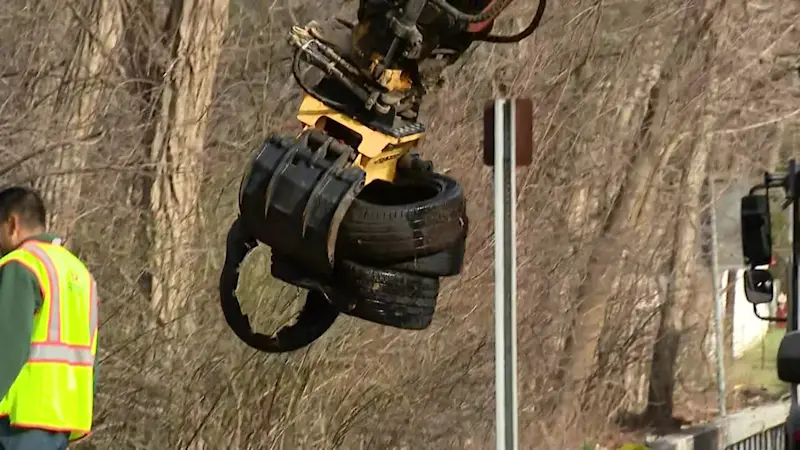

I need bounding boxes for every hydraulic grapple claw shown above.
[238,131,364,276]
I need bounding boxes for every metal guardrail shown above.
[647,402,789,450]
[725,425,784,450]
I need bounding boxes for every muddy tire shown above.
[271,254,438,330]
[397,153,434,173]
[337,171,467,263]
[330,259,438,329]
[382,234,466,277]
[335,293,435,330]
[273,234,465,279]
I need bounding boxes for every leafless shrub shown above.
[1,0,798,448]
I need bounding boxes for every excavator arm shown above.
[219,0,546,354]
[291,0,546,122]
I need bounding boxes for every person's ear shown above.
[6,214,18,237]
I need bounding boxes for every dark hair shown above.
[0,186,47,229]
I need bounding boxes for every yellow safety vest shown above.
[0,240,98,441]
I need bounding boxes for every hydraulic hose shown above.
[478,0,546,43]
[292,47,355,112]
[219,217,339,353]
[428,0,515,23]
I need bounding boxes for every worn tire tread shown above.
[338,172,467,262]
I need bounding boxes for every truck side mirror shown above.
[740,194,772,266]
[778,331,800,383]
[743,268,774,304]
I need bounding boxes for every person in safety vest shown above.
[0,186,98,449]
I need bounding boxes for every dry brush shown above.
[0,0,798,448]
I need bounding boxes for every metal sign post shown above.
[788,161,799,401]
[483,98,533,450]
[784,159,799,450]
[708,178,727,416]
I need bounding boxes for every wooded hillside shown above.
[2,0,799,448]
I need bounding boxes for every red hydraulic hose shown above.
[467,0,511,32]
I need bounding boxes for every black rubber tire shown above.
[337,171,468,263]
[397,153,434,173]
[272,235,465,279]
[270,253,439,330]
[219,218,339,353]
[383,233,466,277]
[271,252,335,294]
[338,294,435,330]
[332,258,439,300]
[330,259,439,329]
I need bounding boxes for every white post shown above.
[493,99,519,450]
[709,177,727,416]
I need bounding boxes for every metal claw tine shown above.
[311,137,332,165]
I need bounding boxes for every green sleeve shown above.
[0,261,42,399]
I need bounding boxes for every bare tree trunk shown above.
[37,0,122,236]
[553,65,657,390]
[645,143,709,423]
[553,86,616,386]
[564,3,720,398]
[645,67,718,425]
[120,0,161,301]
[553,59,666,400]
[147,0,229,337]
[766,123,785,171]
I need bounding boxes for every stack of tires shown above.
[220,133,469,353]
[273,166,469,329]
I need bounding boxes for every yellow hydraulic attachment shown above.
[296,94,425,184]
[221,0,547,354]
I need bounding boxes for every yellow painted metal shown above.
[355,144,410,184]
[296,94,424,183]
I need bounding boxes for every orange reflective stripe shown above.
[3,419,89,435]
[0,256,47,318]
[20,242,97,367]
[21,243,61,343]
